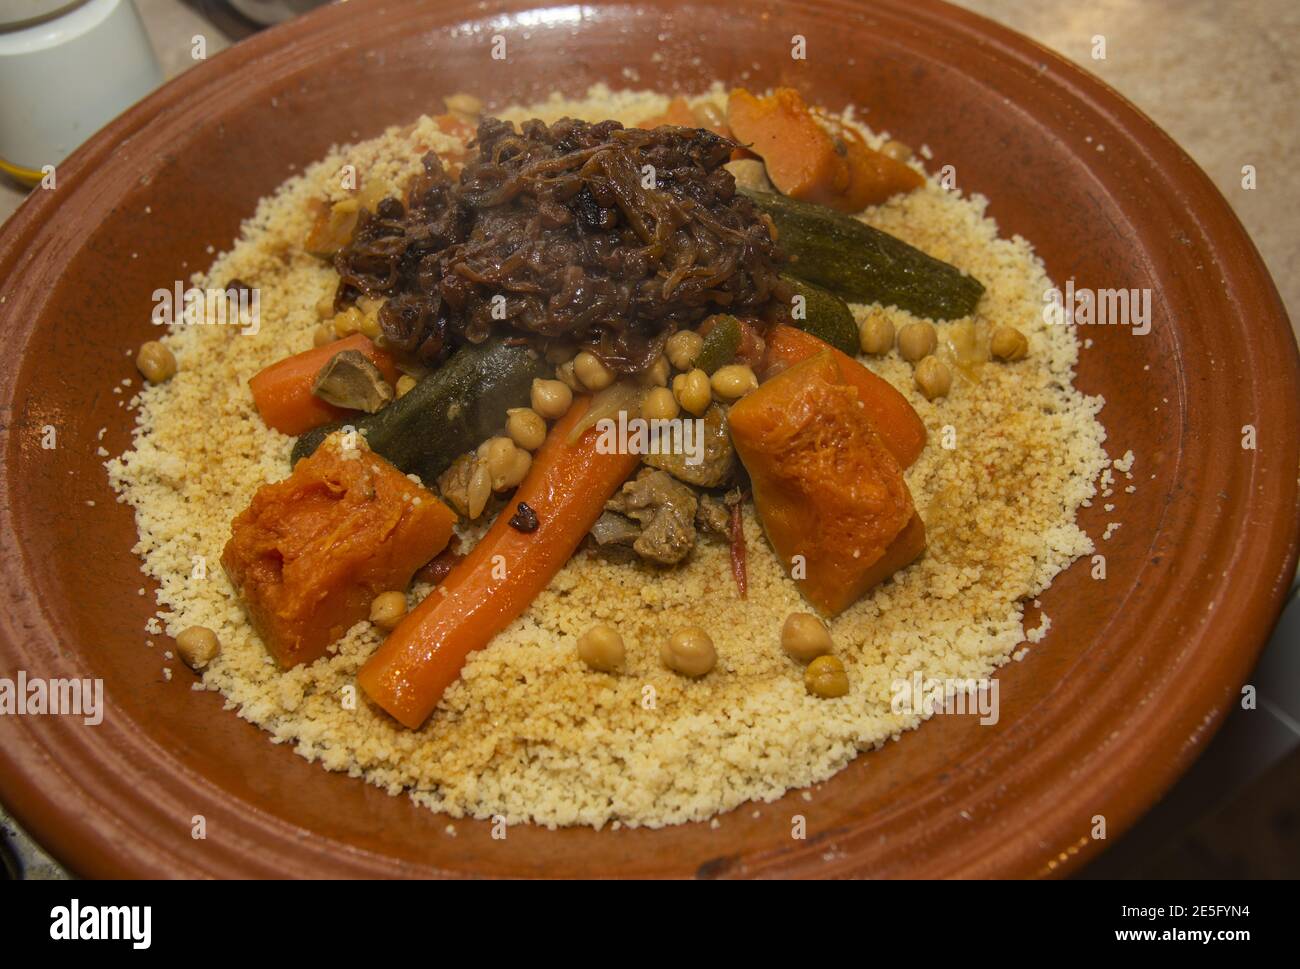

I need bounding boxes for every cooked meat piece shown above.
[642,403,735,487]
[436,452,475,518]
[696,493,731,539]
[590,510,642,547]
[605,469,699,565]
[311,349,394,413]
[635,501,696,566]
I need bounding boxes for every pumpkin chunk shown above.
[221,433,455,667]
[727,87,923,211]
[728,351,925,615]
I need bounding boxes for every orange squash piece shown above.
[726,87,923,211]
[728,88,851,207]
[728,351,925,615]
[638,97,733,138]
[837,124,925,209]
[221,434,455,668]
[638,97,702,129]
[761,324,926,468]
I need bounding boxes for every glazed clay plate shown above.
[0,0,1296,878]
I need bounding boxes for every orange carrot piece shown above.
[358,397,641,728]
[761,325,926,468]
[248,333,398,436]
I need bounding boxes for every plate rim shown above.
[0,0,1296,879]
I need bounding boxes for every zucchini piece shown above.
[781,275,858,356]
[695,315,742,374]
[291,339,548,482]
[742,188,984,320]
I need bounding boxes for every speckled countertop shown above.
[0,0,1295,878]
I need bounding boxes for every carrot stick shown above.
[761,324,927,468]
[357,396,641,728]
[249,333,397,436]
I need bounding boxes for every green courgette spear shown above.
[742,189,985,320]
[697,291,858,369]
[292,338,548,482]
[779,275,860,356]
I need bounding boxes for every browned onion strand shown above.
[333,117,784,372]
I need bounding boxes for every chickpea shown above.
[781,613,833,663]
[358,311,383,341]
[530,378,573,419]
[332,306,365,338]
[665,330,704,371]
[991,325,1029,361]
[369,591,408,631]
[858,311,895,356]
[175,625,220,669]
[506,407,547,450]
[672,369,712,416]
[897,321,937,362]
[661,626,717,677]
[805,654,849,698]
[395,374,418,398]
[444,92,483,118]
[637,354,671,388]
[500,447,532,490]
[914,356,952,400]
[577,624,625,672]
[315,292,336,320]
[312,324,336,348]
[136,341,177,383]
[573,350,615,391]
[480,435,514,472]
[480,436,530,491]
[693,101,726,130]
[880,139,913,162]
[641,386,680,421]
[555,359,583,392]
[710,364,758,400]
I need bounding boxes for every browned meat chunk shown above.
[603,469,699,565]
[696,493,732,539]
[643,403,735,487]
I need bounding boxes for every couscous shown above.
[107,84,1112,829]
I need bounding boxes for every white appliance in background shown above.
[0,0,162,182]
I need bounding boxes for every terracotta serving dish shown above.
[0,0,1296,879]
